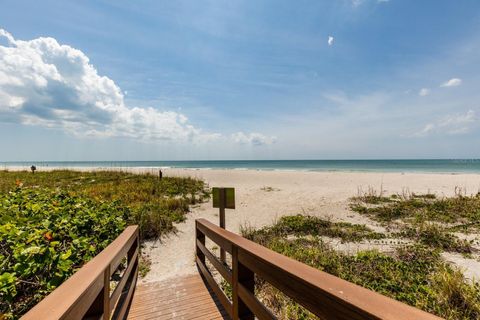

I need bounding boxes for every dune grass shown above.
[241,215,385,243]
[240,190,480,318]
[350,191,480,255]
[351,192,480,228]
[397,223,473,254]
[243,216,480,320]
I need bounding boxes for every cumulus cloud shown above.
[231,132,276,146]
[419,88,430,96]
[0,29,232,143]
[440,78,462,87]
[413,110,478,136]
[328,36,334,46]
[0,29,218,142]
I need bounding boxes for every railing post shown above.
[128,236,138,264]
[103,266,111,320]
[196,220,206,265]
[84,268,109,319]
[232,246,254,320]
[219,188,226,264]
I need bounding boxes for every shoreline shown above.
[3,164,480,175]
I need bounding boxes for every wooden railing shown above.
[195,219,442,320]
[22,225,139,320]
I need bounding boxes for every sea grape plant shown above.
[0,187,129,319]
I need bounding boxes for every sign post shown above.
[212,187,235,263]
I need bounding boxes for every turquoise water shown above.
[2,160,480,173]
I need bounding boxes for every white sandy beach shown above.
[5,166,480,282]
[139,168,480,283]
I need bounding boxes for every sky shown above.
[1,0,480,161]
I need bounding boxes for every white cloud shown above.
[328,36,334,46]
[0,29,271,145]
[419,88,430,96]
[351,0,363,7]
[0,29,15,44]
[231,132,276,146]
[0,29,214,142]
[416,123,435,136]
[350,0,389,7]
[440,78,462,87]
[413,110,478,136]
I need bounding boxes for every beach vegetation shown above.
[396,223,473,254]
[241,215,385,243]
[0,187,128,318]
[0,169,209,318]
[351,192,480,229]
[0,170,209,239]
[352,186,392,204]
[243,217,480,320]
[351,190,480,255]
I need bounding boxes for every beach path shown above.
[140,169,480,283]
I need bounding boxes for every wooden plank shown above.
[196,256,233,319]
[127,274,227,320]
[128,283,216,315]
[129,286,208,306]
[128,294,215,317]
[129,296,218,319]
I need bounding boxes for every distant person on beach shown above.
[30,165,36,174]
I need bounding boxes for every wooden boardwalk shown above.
[22,222,442,320]
[127,274,228,320]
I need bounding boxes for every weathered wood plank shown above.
[127,274,227,320]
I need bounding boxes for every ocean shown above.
[2,160,480,173]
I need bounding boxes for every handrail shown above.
[22,225,140,320]
[195,219,442,320]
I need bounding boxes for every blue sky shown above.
[1,0,479,160]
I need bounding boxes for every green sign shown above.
[212,187,235,209]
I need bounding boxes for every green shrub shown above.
[0,187,129,318]
[0,170,209,318]
[0,170,210,240]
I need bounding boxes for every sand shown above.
[140,169,480,283]
[4,166,480,282]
